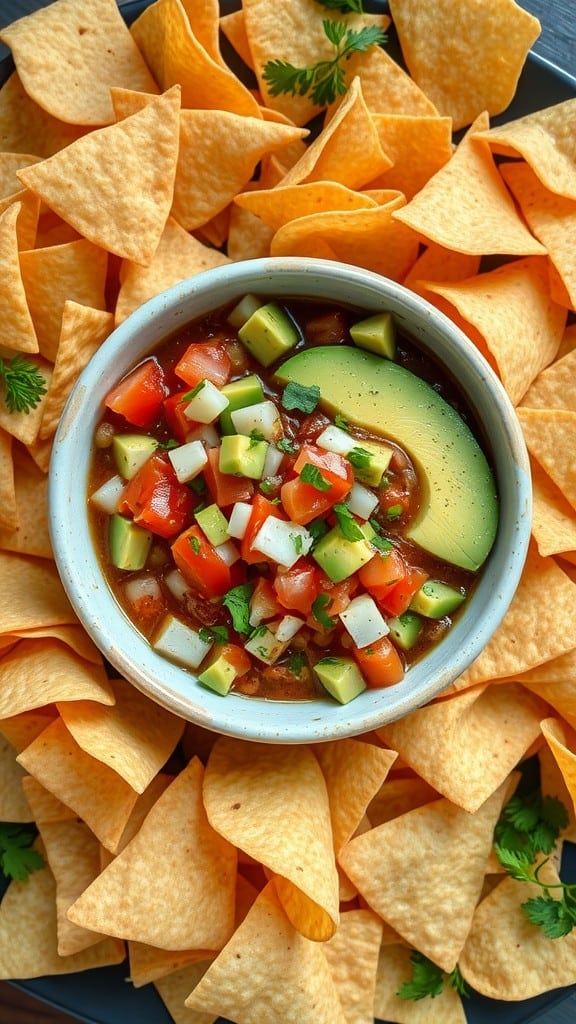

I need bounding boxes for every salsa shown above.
[88,295,497,704]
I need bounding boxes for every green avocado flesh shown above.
[275,346,498,571]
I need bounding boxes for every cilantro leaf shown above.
[307,518,329,548]
[312,593,336,629]
[184,379,206,401]
[347,446,372,470]
[334,413,349,431]
[276,437,299,455]
[299,462,331,491]
[222,583,254,635]
[333,502,364,541]
[289,652,306,675]
[522,895,576,939]
[397,951,444,1001]
[315,0,364,12]
[0,356,47,415]
[198,625,229,644]
[0,824,44,882]
[281,381,321,414]
[448,965,470,998]
[494,844,535,883]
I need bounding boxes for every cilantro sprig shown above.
[0,823,44,882]
[0,355,47,415]
[315,0,365,12]
[494,790,576,939]
[299,462,331,491]
[262,20,387,108]
[397,951,469,1001]
[222,582,254,636]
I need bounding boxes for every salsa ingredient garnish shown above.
[262,20,387,108]
[0,355,47,415]
[397,950,469,1001]
[0,823,44,882]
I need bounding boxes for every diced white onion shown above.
[184,380,229,424]
[168,439,208,482]
[262,446,284,478]
[316,424,354,456]
[244,626,286,665]
[274,615,304,642]
[231,400,283,442]
[123,575,162,608]
[251,516,312,569]
[152,614,212,668]
[339,594,390,649]
[345,481,379,520]
[227,293,262,329]
[227,501,253,540]
[215,540,240,566]
[89,474,125,514]
[164,568,190,602]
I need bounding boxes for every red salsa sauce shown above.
[88,296,486,704]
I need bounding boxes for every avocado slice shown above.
[387,611,423,650]
[275,346,497,571]
[195,503,229,546]
[314,657,367,704]
[350,311,396,359]
[219,434,268,479]
[113,434,158,479]
[410,580,466,618]
[312,523,375,583]
[238,302,300,366]
[219,374,264,435]
[198,653,238,695]
[109,514,152,570]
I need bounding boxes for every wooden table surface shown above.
[0,1,575,1022]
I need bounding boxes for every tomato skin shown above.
[354,636,405,687]
[358,547,406,600]
[377,566,429,617]
[163,391,199,443]
[105,358,166,428]
[241,494,285,565]
[171,525,232,598]
[118,453,194,538]
[215,643,251,676]
[273,559,320,615]
[204,447,254,507]
[281,444,353,525]
[175,341,231,388]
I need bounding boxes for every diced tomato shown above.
[273,559,320,616]
[353,636,405,687]
[203,446,254,507]
[216,642,251,677]
[378,566,429,617]
[281,443,353,525]
[104,357,166,428]
[171,525,232,598]
[306,576,358,630]
[118,452,194,538]
[250,577,283,623]
[175,341,231,388]
[358,547,406,600]
[241,494,285,565]
[163,391,199,443]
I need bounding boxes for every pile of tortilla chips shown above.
[0,0,575,1021]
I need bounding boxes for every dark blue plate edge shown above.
[1,0,575,1021]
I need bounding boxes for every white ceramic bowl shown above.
[48,258,531,743]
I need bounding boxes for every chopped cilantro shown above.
[333,413,349,431]
[333,502,364,541]
[397,951,469,1002]
[291,533,305,555]
[289,652,305,675]
[249,429,265,447]
[222,582,254,635]
[312,593,336,629]
[189,476,206,495]
[386,503,403,520]
[299,462,331,491]
[183,379,206,401]
[198,625,229,644]
[276,436,299,455]
[281,381,321,414]
[189,535,201,554]
[347,446,372,470]
[0,823,44,882]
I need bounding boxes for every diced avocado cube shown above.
[219,434,268,479]
[108,514,152,570]
[312,523,375,583]
[219,374,265,435]
[195,503,229,546]
[198,653,238,695]
[238,302,299,367]
[387,611,423,650]
[227,293,262,329]
[350,439,393,488]
[410,580,466,618]
[113,434,158,479]
[314,656,367,704]
[350,311,396,359]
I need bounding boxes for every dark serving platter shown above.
[1,1,575,1022]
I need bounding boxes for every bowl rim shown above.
[48,257,532,742]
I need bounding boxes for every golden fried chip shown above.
[529,458,576,559]
[0,0,157,126]
[39,302,114,439]
[234,181,376,232]
[522,346,576,412]
[155,960,215,1024]
[518,408,576,510]
[329,44,438,119]
[314,739,397,853]
[68,758,236,950]
[226,202,274,261]
[540,717,576,809]
[378,683,546,812]
[0,187,40,250]
[185,881,347,1023]
[368,114,453,199]
[323,909,383,1023]
[389,0,540,130]
[0,203,38,354]
[38,818,103,956]
[0,72,88,158]
[20,775,76,824]
[115,217,231,324]
[0,447,51,558]
[0,733,32,822]
[367,774,439,828]
[475,98,576,201]
[453,542,576,690]
[0,639,113,717]
[0,430,17,531]
[180,0,221,64]
[403,243,480,291]
[393,114,546,256]
[18,87,181,265]
[0,553,74,634]
[204,736,339,941]
[424,257,565,405]
[339,779,511,972]
[20,239,108,362]
[57,676,184,795]
[219,8,254,70]
[374,944,467,1023]
[0,846,125,979]
[129,941,210,990]
[0,708,57,754]
[0,356,51,448]
[0,153,40,198]
[279,78,391,190]
[131,0,260,117]
[459,866,576,999]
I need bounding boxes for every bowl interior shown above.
[48,258,531,742]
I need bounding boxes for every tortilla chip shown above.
[38,818,104,956]
[517,408,576,510]
[279,78,391,190]
[0,187,40,251]
[0,639,113,718]
[185,880,347,1023]
[453,542,576,690]
[475,98,576,201]
[203,736,339,941]
[389,0,540,130]
[0,72,88,158]
[368,114,453,199]
[393,113,546,256]
[378,683,547,812]
[68,758,237,950]
[0,447,51,558]
[0,153,41,198]
[424,257,565,405]
[0,552,74,633]
[540,717,576,813]
[529,458,576,559]
[314,739,397,853]
[367,775,439,828]
[459,865,576,999]
[403,243,480,291]
[219,9,253,70]
[155,960,215,1024]
[115,217,231,324]
[180,0,221,65]
[235,181,376,233]
[226,202,274,261]
[322,908,383,1023]
[129,941,211,990]
[0,430,17,531]
[0,733,32,822]
[339,779,511,972]
[328,44,438,120]
[522,346,576,412]
[5,623,102,664]
[0,203,38,355]
[57,676,185,794]
[20,775,76,824]
[374,943,467,1023]
[20,239,108,362]
[18,87,181,265]
[131,0,260,118]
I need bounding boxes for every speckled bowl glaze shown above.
[48,258,531,743]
